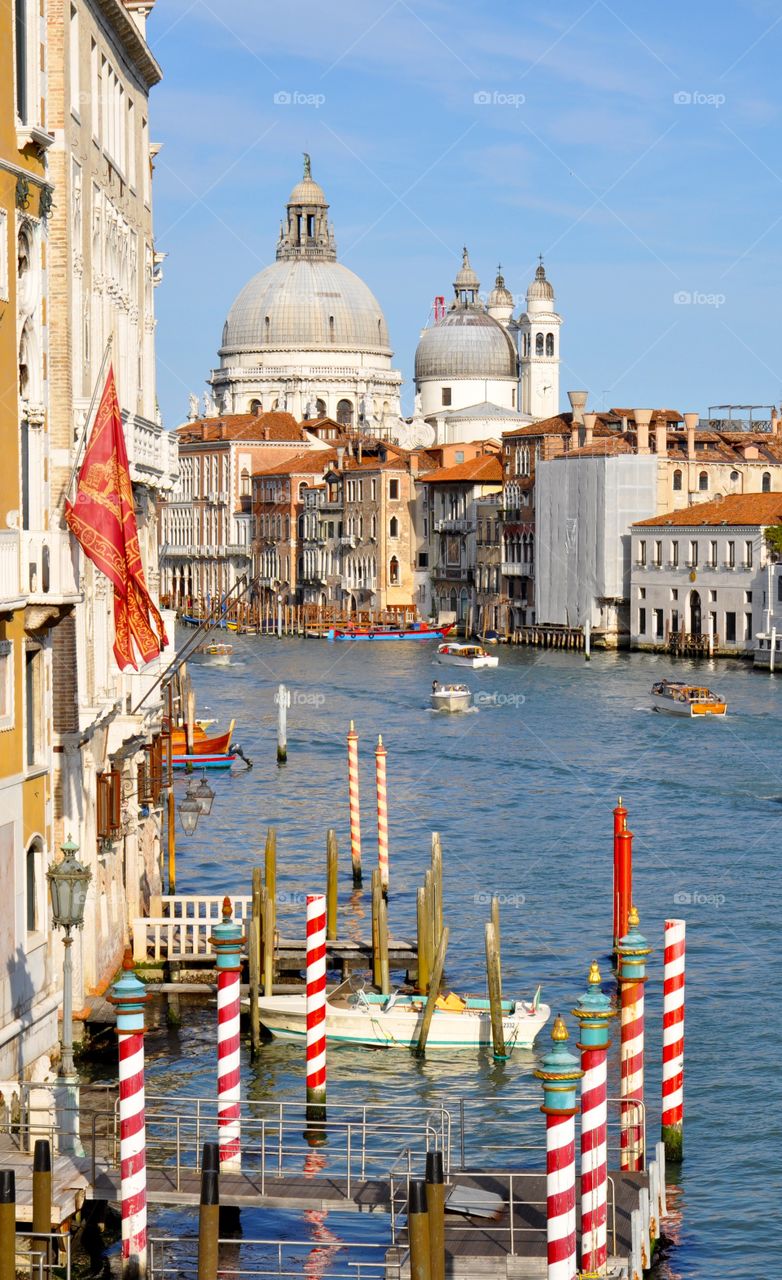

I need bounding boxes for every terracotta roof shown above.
[419,454,503,484]
[634,493,782,527]
[502,412,618,440]
[560,438,635,458]
[177,412,307,443]
[253,450,336,477]
[611,408,683,424]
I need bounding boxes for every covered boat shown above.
[168,719,235,755]
[254,986,549,1050]
[196,642,233,664]
[650,681,727,717]
[328,622,454,642]
[431,681,473,712]
[436,643,498,669]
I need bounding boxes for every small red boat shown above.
[167,719,235,756]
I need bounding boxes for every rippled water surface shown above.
[117,634,781,1277]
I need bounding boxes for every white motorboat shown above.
[650,680,727,717]
[436,643,498,670]
[431,681,473,712]
[253,986,549,1051]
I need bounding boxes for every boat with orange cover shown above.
[167,719,236,755]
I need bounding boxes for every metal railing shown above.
[149,1234,390,1279]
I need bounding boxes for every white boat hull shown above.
[431,689,473,712]
[650,693,726,717]
[436,654,498,670]
[254,994,550,1050]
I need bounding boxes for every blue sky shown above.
[148,0,782,426]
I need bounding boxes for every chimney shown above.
[570,422,580,449]
[357,440,363,464]
[253,403,263,418]
[655,418,668,457]
[620,415,628,433]
[336,445,345,469]
[683,412,698,460]
[583,412,597,446]
[262,424,270,441]
[567,391,588,425]
[773,406,780,437]
[634,408,653,455]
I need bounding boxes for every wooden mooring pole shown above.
[416,886,430,994]
[197,1143,219,1280]
[263,888,274,998]
[276,684,289,764]
[378,894,390,996]
[431,832,443,944]
[485,920,506,1059]
[249,868,262,1057]
[425,1151,445,1280]
[167,787,176,894]
[326,829,338,941]
[408,1180,432,1280]
[0,1170,15,1280]
[371,869,382,988]
[416,926,449,1056]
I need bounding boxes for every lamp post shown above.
[179,781,201,835]
[194,771,215,817]
[47,836,92,1155]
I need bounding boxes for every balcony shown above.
[501,562,528,577]
[23,530,81,605]
[339,535,357,549]
[435,519,473,534]
[122,412,179,492]
[224,544,251,557]
[0,532,24,610]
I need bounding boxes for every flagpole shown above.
[61,335,114,513]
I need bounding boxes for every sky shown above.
[147,0,782,427]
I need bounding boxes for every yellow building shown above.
[0,0,63,1079]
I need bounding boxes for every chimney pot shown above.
[634,408,653,455]
[683,412,698,460]
[567,391,588,426]
[583,412,597,446]
[655,422,668,457]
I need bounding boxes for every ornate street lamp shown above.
[179,782,201,835]
[47,835,92,1154]
[194,770,215,817]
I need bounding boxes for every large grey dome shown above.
[415,309,517,381]
[220,259,392,354]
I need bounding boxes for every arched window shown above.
[240,468,250,497]
[264,316,270,341]
[389,556,399,585]
[26,839,42,934]
[698,471,708,492]
[535,332,544,356]
[449,588,457,614]
[329,315,335,341]
[337,399,353,426]
[730,470,740,487]
[673,469,683,491]
[389,516,398,538]
[249,398,262,414]
[762,471,771,492]
[545,333,554,356]
[316,398,327,418]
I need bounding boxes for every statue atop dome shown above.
[303,152,311,179]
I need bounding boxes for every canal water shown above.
[114,635,780,1276]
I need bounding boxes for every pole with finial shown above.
[347,722,362,886]
[617,905,651,1172]
[573,962,617,1276]
[305,893,328,1132]
[612,797,630,952]
[210,897,245,1171]
[110,948,150,1278]
[535,1016,582,1280]
[375,734,389,895]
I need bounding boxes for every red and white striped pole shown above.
[306,893,327,1126]
[535,1016,582,1280]
[573,962,616,1275]
[210,897,245,1171]
[662,918,686,1162]
[110,949,150,1278]
[347,722,363,887]
[617,905,651,1173]
[375,735,389,895]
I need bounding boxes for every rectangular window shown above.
[725,611,736,643]
[455,451,464,464]
[654,608,664,638]
[69,6,80,114]
[745,590,752,604]
[0,641,14,731]
[710,540,718,568]
[745,540,753,568]
[142,116,150,204]
[441,387,451,406]
[370,478,377,502]
[654,540,662,566]
[127,99,136,188]
[745,612,753,641]
[671,587,678,600]
[671,609,679,633]
[417,552,428,568]
[638,586,646,599]
[90,39,99,139]
[709,589,717,603]
[690,540,698,567]
[672,540,679,568]
[389,479,399,501]
[26,844,37,933]
[24,646,43,768]
[15,0,28,123]
[0,209,8,302]
[728,540,735,568]
[638,540,647,567]
[638,607,647,634]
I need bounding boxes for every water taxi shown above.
[431,681,473,712]
[436,643,499,670]
[254,985,549,1051]
[195,642,233,664]
[650,681,727,717]
[328,621,454,642]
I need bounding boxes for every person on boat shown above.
[432,680,440,693]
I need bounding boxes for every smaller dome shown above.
[527,260,554,302]
[488,266,513,308]
[288,177,328,207]
[454,246,480,293]
[415,308,517,381]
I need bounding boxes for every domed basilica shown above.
[207,157,402,432]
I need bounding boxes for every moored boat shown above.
[254,986,549,1050]
[650,680,727,717]
[167,720,236,755]
[328,622,455,642]
[171,751,236,771]
[436,643,498,670]
[431,681,473,712]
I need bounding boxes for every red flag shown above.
[65,366,168,671]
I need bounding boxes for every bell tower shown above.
[519,258,562,419]
[276,154,336,262]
